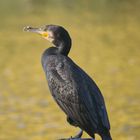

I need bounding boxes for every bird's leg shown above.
[70,129,83,139]
[66,117,83,139]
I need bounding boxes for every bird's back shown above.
[41,53,110,138]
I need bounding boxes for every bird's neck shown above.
[46,41,71,56]
[57,41,71,56]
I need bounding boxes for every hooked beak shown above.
[23,26,48,37]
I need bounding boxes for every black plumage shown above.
[24,25,112,140]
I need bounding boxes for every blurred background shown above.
[0,0,140,140]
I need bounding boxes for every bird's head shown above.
[23,25,71,48]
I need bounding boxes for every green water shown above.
[0,0,139,140]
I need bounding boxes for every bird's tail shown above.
[101,132,112,140]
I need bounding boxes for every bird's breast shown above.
[48,74,79,104]
[44,56,79,104]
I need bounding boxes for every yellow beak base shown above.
[42,32,48,37]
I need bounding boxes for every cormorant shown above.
[24,25,112,140]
